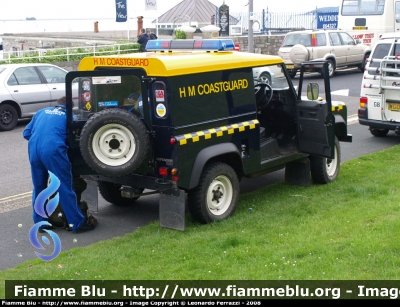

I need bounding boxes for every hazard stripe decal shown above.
[332,101,346,112]
[175,120,259,145]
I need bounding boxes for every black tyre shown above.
[309,137,341,184]
[320,60,335,78]
[0,104,18,131]
[289,70,297,78]
[188,162,239,224]
[80,108,149,177]
[358,53,369,72]
[259,72,272,85]
[370,127,389,137]
[98,181,144,205]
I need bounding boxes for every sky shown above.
[0,0,342,20]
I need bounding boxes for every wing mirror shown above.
[307,83,319,100]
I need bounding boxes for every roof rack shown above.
[146,39,235,52]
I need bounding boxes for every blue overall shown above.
[23,105,85,230]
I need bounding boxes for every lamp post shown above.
[248,0,254,53]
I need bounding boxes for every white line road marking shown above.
[0,192,32,214]
[331,89,350,96]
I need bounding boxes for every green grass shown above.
[1,145,400,297]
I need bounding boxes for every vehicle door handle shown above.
[309,112,317,116]
[14,90,18,92]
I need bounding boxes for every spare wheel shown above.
[289,44,310,65]
[80,108,149,177]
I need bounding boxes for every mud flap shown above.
[159,189,186,231]
[80,176,99,213]
[285,158,310,187]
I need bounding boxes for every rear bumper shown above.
[359,118,400,130]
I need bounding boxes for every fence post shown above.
[67,47,69,61]
[118,44,120,55]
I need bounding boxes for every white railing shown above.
[0,42,140,64]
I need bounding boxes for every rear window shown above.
[0,68,5,75]
[369,42,400,75]
[282,34,311,47]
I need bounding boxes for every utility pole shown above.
[248,0,254,53]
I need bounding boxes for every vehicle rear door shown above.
[329,32,347,65]
[5,66,51,117]
[36,65,67,105]
[339,31,364,64]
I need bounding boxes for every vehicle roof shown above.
[378,32,400,40]
[0,63,63,70]
[287,29,344,34]
[77,51,284,77]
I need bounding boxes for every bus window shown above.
[342,0,385,15]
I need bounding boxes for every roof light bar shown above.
[146,39,235,52]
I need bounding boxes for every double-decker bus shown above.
[338,0,400,47]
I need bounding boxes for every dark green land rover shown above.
[65,39,352,230]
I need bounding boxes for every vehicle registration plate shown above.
[286,64,294,69]
[388,103,400,111]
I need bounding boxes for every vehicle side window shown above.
[396,2,400,22]
[316,33,326,46]
[12,67,41,85]
[339,32,355,45]
[7,74,18,85]
[329,32,342,46]
[369,43,399,75]
[37,66,67,83]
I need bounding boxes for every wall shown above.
[230,35,285,55]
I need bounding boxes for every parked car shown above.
[252,64,284,85]
[278,29,371,78]
[0,63,68,131]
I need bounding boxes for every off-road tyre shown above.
[188,162,239,224]
[80,108,149,177]
[0,104,18,131]
[309,137,341,184]
[370,127,389,137]
[98,181,144,205]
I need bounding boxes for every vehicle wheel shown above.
[188,162,239,224]
[358,53,369,72]
[98,181,144,205]
[370,127,389,137]
[289,70,297,78]
[0,104,18,131]
[321,60,335,78]
[259,72,271,85]
[80,108,149,177]
[309,137,341,184]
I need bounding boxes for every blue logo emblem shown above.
[29,171,62,261]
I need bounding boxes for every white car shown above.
[253,64,284,85]
[0,63,68,131]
